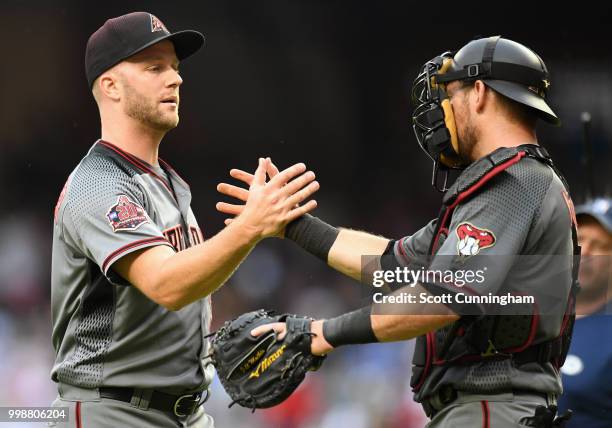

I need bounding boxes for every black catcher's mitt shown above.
[209,309,325,410]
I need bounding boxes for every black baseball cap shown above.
[85,12,204,88]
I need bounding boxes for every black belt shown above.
[99,387,206,418]
[422,385,458,418]
[422,386,552,418]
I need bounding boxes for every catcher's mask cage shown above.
[411,35,559,192]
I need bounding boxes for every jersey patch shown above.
[456,222,496,256]
[106,195,149,232]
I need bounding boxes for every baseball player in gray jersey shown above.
[219,37,579,427]
[50,12,319,427]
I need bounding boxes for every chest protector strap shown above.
[411,144,580,393]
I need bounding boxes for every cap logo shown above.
[150,14,168,33]
[528,85,546,98]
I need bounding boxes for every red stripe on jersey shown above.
[102,237,172,273]
[97,140,175,196]
[451,152,526,210]
[412,331,434,391]
[54,176,71,224]
[561,190,577,228]
[159,158,190,187]
[75,401,82,428]
[481,400,490,428]
[396,238,410,262]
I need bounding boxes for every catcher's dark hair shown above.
[461,80,537,128]
[494,91,538,128]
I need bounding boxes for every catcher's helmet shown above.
[437,36,559,125]
[412,35,558,191]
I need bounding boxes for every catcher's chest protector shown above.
[411,145,581,393]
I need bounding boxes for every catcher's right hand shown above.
[209,309,325,410]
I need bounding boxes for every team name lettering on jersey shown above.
[106,195,150,232]
[189,226,203,245]
[456,222,496,256]
[163,225,204,251]
[164,225,187,251]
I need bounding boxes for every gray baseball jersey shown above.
[393,155,575,401]
[51,140,212,395]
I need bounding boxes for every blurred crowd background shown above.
[1,1,610,427]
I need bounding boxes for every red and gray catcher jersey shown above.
[51,140,212,394]
[393,147,576,401]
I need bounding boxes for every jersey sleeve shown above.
[63,158,174,283]
[393,219,437,266]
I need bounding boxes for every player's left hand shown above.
[217,158,299,235]
[251,319,334,356]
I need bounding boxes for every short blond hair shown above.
[91,77,102,105]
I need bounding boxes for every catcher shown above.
[217,36,579,427]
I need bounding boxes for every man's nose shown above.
[168,70,183,88]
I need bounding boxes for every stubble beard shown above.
[457,104,479,164]
[123,82,179,132]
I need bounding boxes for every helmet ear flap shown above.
[433,57,465,169]
[439,99,464,168]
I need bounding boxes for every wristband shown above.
[284,214,339,262]
[322,306,378,347]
